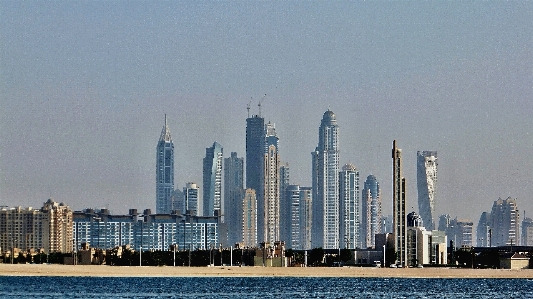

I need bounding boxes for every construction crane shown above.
[258,94,266,117]
[247,97,252,118]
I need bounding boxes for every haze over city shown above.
[1,2,532,224]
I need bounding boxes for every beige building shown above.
[0,199,73,255]
[500,253,530,269]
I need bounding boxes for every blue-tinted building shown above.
[156,115,174,214]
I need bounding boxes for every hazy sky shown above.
[1,2,532,227]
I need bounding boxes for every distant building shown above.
[0,199,72,254]
[224,152,244,247]
[339,163,360,249]
[392,140,407,266]
[312,110,340,249]
[284,185,301,249]
[406,211,447,266]
[361,174,382,248]
[490,197,520,246]
[444,217,473,248]
[417,151,437,230]
[522,217,533,246]
[263,122,280,244]
[242,189,257,247]
[183,183,199,216]
[476,212,491,247]
[203,142,223,217]
[299,187,313,250]
[246,114,265,243]
[73,209,218,251]
[278,162,290,244]
[156,115,175,214]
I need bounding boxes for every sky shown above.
[1,2,532,228]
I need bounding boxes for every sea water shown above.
[1,276,532,298]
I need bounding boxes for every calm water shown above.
[1,276,533,298]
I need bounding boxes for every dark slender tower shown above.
[392,140,406,266]
[246,115,265,244]
[156,115,174,214]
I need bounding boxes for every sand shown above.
[1,264,533,278]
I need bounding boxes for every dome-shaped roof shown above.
[321,109,337,126]
[322,109,335,120]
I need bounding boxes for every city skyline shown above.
[1,2,532,225]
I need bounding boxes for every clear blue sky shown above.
[1,1,532,226]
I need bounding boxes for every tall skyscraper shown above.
[392,140,407,266]
[156,115,174,214]
[417,151,438,230]
[246,115,265,243]
[224,152,244,246]
[361,174,382,249]
[183,183,199,216]
[242,188,257,247]
[339,163,360,249]
[312,110,340,249]
[263,122,280,244]
[489,197,520,246]
[203,142,223,217]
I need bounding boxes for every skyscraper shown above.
[392,140,407,266]
[284,185,301,249]
[224,152,244,246]
[246,115,265,243]
[312,110,340,249]
[263,122,280,244]
[476,211,491,247]
[299,187,313,250]
[278,162,290,243]
[361,174,382,249]
[156,115,174,214]
[242,188,257,247]
[417,151,438,230]
[489,197,520,246]
[339,163,360,249]
[203,142,223,217]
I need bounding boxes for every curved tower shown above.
[417,151,437,230]
[312,109,340,249]
[156,115,174,214]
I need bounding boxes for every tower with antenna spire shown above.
[156,114,175,214]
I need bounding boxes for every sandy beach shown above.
[1,264,532,278]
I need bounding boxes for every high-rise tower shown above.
[246,115,265,244]
[263,122,280,244]
[156,115,174,214]
[339,163,360,249]
[361,174,382,249]
[224,152,244,246]
[312,110,340,249]
[417,151,438,230]
[203,142,223,217]
[392,140,407,266]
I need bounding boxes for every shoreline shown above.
[1,264,533,278]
